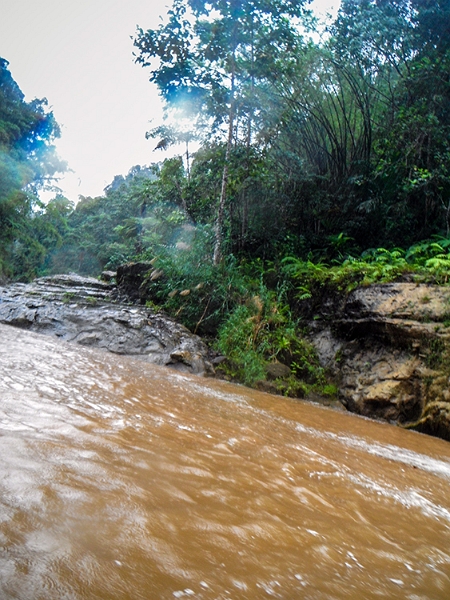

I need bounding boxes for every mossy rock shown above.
[266,362,291,380]
[409,402,450,441]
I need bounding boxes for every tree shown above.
[0,57,66,279]
[241,0,450,250]
[330,0,450,242]
[134,0,309,263]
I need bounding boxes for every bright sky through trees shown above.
[0,0,338,203]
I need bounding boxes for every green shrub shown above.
[216,304,267,385]
[282,247,415,296]
[216,287,325,390]
[282,238,450,300]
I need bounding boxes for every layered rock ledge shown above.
[311,282,450,440]
[0,273,214,376]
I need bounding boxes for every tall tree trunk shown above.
[185,138,191,184]
[213,56,236,265]
[240,16,254,251]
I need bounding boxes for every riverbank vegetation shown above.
[1,0,450,393]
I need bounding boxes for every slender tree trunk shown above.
[240,17,254,251]
[185,138,191,183]
[213,56,236,265]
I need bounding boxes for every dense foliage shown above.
[1,1,450,393]
[0,58,65,280]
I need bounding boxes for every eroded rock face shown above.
[311,282,450,440]
[116,262,155,303]
[0,274,214,376]
[413,401,450,440]
[338,341,423,423]
[337,283,450,344]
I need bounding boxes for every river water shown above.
[1,323,450,599]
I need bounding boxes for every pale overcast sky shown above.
[0,0,338,203]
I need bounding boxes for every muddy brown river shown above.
[0,323,449,599]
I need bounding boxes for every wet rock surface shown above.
[0,273,214,376]
[311,282,450,440]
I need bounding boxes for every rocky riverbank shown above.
[0,273,214,376]
[1,269,450,441]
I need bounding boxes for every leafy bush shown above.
[216,287,325,391]
[215,304,267,385]
[282,247,414,296]
[282,238,450,300]
[137,227,252,334]
[407,238,450,283]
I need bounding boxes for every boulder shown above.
[116,262,157,303]
[266,362,292,380]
